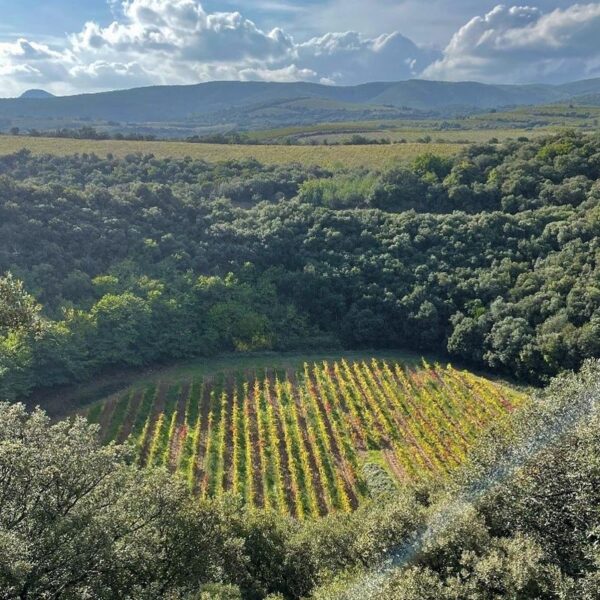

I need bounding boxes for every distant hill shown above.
[19,89,55,99]
[2,78,600,132]
[572,93,600,106]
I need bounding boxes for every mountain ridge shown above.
[2,77,599,131]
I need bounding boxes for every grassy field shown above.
[0,135,461,169]
[470,104,600,129]
[248,123,559,145]
[246,104,600,145]
[2,103,596,167]
[84,352,526,517]
[296,128,555,145]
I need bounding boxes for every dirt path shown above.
[247,381,265,509]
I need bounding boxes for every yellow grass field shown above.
[0,135,462,169]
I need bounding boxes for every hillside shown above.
[1,122,599,600]
[0,132,597,404]
[2,77,600,133]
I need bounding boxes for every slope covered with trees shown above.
[0,133,598,400]
[2,78,600,132]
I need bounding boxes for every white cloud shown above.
[424,3,600,83]
[237,64,318,82]
[0,39,74,96]
[0,0,434,95]
[1,1,600,96]
[296,31,438,84]
[72,0,294,60]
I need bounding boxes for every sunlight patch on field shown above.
[0,136,461,169]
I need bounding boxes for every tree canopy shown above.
[0,133,599,399]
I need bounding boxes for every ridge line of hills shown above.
[3,77,600,128]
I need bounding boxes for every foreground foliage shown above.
[1,361,599,599]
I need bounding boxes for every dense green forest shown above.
[0,131,599,399]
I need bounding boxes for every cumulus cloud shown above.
[1,1,600,96]
[0,39,74,96]
[424,3,600,83]
[0,0,434,95]
[296,31,438,85]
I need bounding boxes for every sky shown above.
[0,0,599,96]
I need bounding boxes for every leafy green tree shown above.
[0,403,213,598]
[90,292,153,366]
[0,273,42,337]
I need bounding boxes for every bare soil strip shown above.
[383,448,407,482]
[265,373,296,514]
[307,371,359,509]
[222,385,235,492]
[117,389,143,443]
[194,379,214,495]
[169,382,191,469]
[292,387,329,516]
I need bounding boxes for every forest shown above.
[0,131,599,400]
[1,130,600,599]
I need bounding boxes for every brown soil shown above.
[292,387,329,516]
[194,379,214,495]
[221,386,235,492]
[383,449,406,482]
[168,381,191,469]
[306,371,359,510]
[265,374,296,515]
[116,389,143,443]
[98,397,118,442]
[389,369,455,467]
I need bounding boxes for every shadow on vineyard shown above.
[88,357,525,517]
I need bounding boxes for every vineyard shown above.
[0,136,460,169]
[87,359,525,518]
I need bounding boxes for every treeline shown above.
[2,361,599,598]
[0,133,599,398]
[4,126,160,142]
[0,150,322,204]
[6,127,264,144]
[0,271,327,400]
[299,134,599,212]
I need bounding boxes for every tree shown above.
[0,273,42,337]
[0,402,244,598]
[90,293,153,366]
